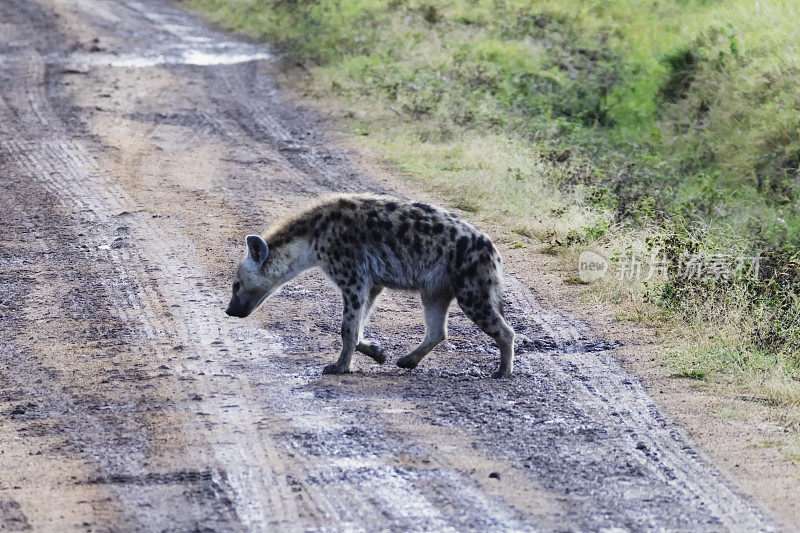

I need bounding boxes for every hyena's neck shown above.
[271,237,317,284]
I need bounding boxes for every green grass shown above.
[187,0,800,235]
[187,0,800,410]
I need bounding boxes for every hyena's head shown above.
[225,235,277,318]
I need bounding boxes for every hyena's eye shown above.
[233,282,241,292]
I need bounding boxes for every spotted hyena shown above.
[225,194,515,378]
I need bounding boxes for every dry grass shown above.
[363,128,612,241]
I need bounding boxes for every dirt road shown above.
[0,0,776,530]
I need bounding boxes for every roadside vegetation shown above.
[187,1,800,428]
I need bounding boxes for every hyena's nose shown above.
[225,296,247,318]
[225,302,246,318]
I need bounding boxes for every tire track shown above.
[503,275,768,529]
[3,4,532,529]
[1,18,249,527]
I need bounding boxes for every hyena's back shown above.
[271,194,502,295]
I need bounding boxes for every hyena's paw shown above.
[491,368,512,379]
[322,363,351,375]
[357,341,386,364]
[396,354,421,370]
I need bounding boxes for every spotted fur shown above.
[225,194,515,378]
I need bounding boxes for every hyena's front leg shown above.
[323,285,367,375]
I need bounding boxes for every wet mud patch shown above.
[78,470,239,526]
[80,470,223,488]
[124,110,226,136]
[284,427,400,458]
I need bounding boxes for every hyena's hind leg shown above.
[397,293,453,370]
[356,286,386,364]
[456,286,515,379]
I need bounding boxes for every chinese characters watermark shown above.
[578,250,760,283]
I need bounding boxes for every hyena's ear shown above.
[246,235,269,263]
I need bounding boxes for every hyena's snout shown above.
[225,294,251,318]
